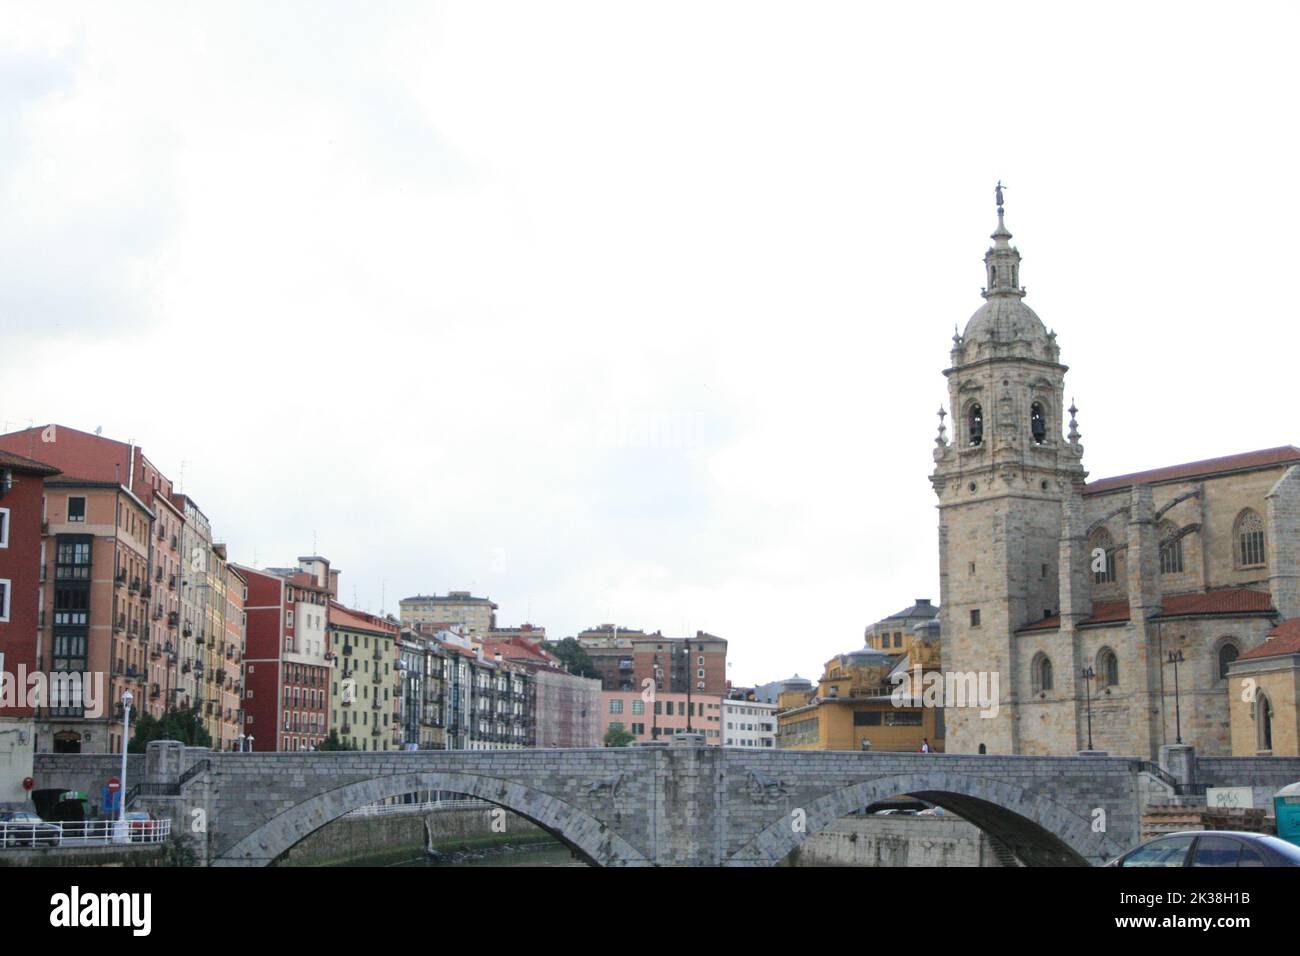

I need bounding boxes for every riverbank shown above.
[279,806,553,867]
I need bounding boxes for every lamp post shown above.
[1080,666,1095,751]
[1166,650,1185,744]
[246,734,255,753]
[118,689,133,837]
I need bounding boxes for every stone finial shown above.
[936,406,948,445]
[1067,399,1081,444]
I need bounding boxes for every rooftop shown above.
[1084,446,1300,496]
[1239,618,1300,661]
[1018,588,1275,632]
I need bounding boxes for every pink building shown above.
[600,689,722,745]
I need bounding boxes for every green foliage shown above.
[163,832,199,867]
[544,637,600,680]
[128,706,213,753]
[316,730,357,751]
[603,724,635,748]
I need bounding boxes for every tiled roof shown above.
[1085,446,1300,496]
[0,449,61,476]
[1240,618,1300,660]
[1018,588,1275,632]
[328,603,399,635]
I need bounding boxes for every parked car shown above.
[124,810,160,843]
[1106,830,1300,867]
[0,811,61,848]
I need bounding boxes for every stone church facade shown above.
[931,194,1300,759]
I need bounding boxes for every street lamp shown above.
[1165,650,1185,744]
[246,734,255,753]
[1080,666,1095,751]
[118,689,133,834]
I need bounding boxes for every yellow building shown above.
[865,598,940,654]
[777,630,944,752]
[1228,619,1300,756]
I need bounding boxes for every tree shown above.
[129,706,212,753]
[604,724,635,748]
[544,637,600,680]
[316,730,357,751]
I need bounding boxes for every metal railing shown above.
[345,798,493,818]
[0,818,172,849]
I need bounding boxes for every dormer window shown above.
[969,403,983,447]
[1030,402,1047,444]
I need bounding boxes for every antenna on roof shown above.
[95,426,102,436]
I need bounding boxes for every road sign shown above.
[106,777,121,793]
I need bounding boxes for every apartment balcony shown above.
[129,578,141,593]
[155,566,164,582]
[153,606,164,621]
[168,611,179,628]
[342,698,352,708]
[128,620,140,637]
[115,570,127,588]
[370,669,382,684]
[170,535,177,550]
[195,631,206,646]
[371,725,381,737]
[182,624,193,638]
[149,683,160,700]
[341,724,351,734]
[371,699,381,710]
[164,641,176,657]
[114,616,126,633]
[141,583,152,599]
[181,661,192,675]
[168,573,177,590]
[149,645,161,661]
[372,648,383,661]
[342,644,353,656]
[157,526,165,541]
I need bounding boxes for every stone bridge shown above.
[30,739,1300,867]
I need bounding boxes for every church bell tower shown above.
[931,185,1087,754]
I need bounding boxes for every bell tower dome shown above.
[930,185,1087,755]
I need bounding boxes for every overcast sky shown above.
[2,2,1298,687]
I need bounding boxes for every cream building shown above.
[399,591,497,636]
[931,190,1300,759]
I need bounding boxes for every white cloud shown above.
[2,1,1298,686]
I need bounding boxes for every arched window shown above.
[1255,690,1273,752]
[1030,401,1047,444]
[1032,653,1053,695]
[1098,648,1119,687]
[968,403,984,447]
[1158,521,1184,575]
[1235,509,1266,568]
[1090,529,1116,584]
[1217,642,1239,680]
[990,265,997,286]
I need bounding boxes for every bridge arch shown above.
[726,771,1128,867]
[213,770,651,867]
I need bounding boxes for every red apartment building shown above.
[0,451,61,715]
[0,450,60,805]
[237,556,336,752]
[0,425,236,750]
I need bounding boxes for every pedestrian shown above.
[920,737,931,753]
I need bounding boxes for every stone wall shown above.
[792,815,1003,867]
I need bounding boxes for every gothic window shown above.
[1216,641,1239,680]
[1235,510,1266,568]
[1090,529,1116,584]
[1158,521,1184,575]
[1030,401,1047,444]
[968,403,983,447]
[1032,654,1053,695]
[1255,690,1273,752]
[1097,648,1119,687]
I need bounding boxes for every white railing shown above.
[0,818,171,849]
[346,799,493,818]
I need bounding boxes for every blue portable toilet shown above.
[1275,782,1300,848]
